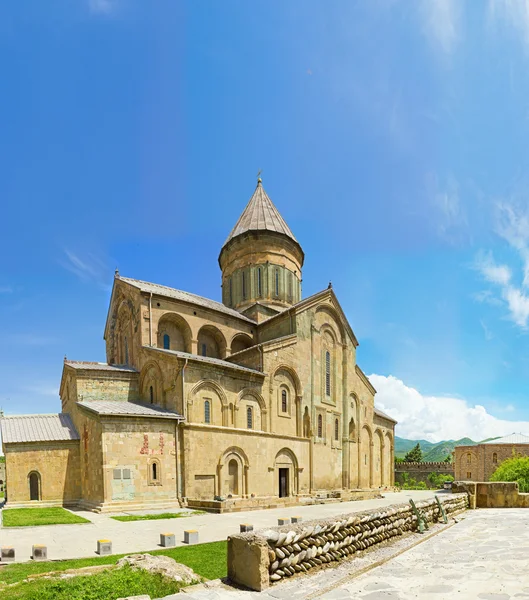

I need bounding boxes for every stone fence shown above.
[394,462,454,486]
[453,481,529,508]
[227,493,468,591]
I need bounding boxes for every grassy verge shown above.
[110,510,205,522]
[1,564,190,600]
[2,508,90,527]
[0,540,227,585]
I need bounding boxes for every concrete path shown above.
[175,508,529,600]
[0,490,434,563]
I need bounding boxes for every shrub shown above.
[490,455,529,493]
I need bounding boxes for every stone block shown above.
[240,523,253,532]
[32,545,47,561]
[160,532,175,547]
[277,517,290,526]
[97,539,112,555]
[1,546,15,562]
[184,530,198,545]
[291,516,302,523]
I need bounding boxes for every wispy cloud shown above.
[474,250,512,285]
[420,0,460,58]
[88,0,117,15]
[487,0,529,49]
[60,250,112,291]
[427,174,469,244]
[480,318,494,341]
[0,285,13,294]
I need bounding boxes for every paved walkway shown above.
[0,491,434,563]
[176,509,529,600]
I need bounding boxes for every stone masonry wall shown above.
[395,462,454,486]
[228,493,468,591]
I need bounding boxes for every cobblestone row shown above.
[263,493,468,584]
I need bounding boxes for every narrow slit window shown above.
[275,269,279,296]
[281,389,288,413]
[163,334,170,350]
[149,385,154,404]
[152,462,158,481]
[201,343,207,357]
[288,272,293,299]
[257,267,262,297]
[204,399,211,424]
[124,336,129,365]
[467,453,472,465]
[334,418,339,441]
[229,277,233,306]
[242,271,246,299]
[493,452,497,464]
[325,351,331,396]
[317,414,323,438]
[247,406,253,429]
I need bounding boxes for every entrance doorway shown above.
[279,468,289,498]
[29,472,40,501]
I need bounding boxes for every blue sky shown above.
[2,1,529,441]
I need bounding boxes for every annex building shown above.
[454,433,529,482]
[0,179,396,512]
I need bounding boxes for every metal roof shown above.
[374,407,398,424]
[119,277,255,324]
[482,433,529,444]
[65,361,137,373]
[222,181,299,248]
[147,347,264,376]
[78,401,184,420]
[0,414,79,444]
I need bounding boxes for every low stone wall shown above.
[227,493,468,591]
[453,481,529,508]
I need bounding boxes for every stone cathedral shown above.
[1,179,396,512]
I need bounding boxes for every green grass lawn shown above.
[1,565,190,600]
[2,508,91,527]
[111,510,206,522]
[0,540,227,586]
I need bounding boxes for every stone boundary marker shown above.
[228,493,469,591]
[160,533,175,547]
[277,518,290,526]
[32,544,47,561]
[184,530,198,545]
[1,546,15,562]
[240,524,254,533]
[97,539,112,556]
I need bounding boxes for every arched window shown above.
[124,336,129,365]
[247,406,253,429]
[163,334,170,350]
[257,267,262,297]
[281,389,288,413]
[152,462,158,481]
[29,471,40,501]
[335,418,339,441]
[275,269,279,296]
[493,452,498,464]
[201,343,207,357]
[242,271,246,299]
[467,453,472,465]
[317,414,323,438]
[149,385,154,404]
[204,399,211,424]
[325,351,331,396]
[148,460,161,485]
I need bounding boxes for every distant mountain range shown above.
[395,436,500,462]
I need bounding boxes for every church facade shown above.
[1,180,396,512]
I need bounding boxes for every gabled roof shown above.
[222,181,300,248]
[0,414,79,444]
[482,433,529,444]
[374,407,397,424]
[77,401,184,420]
[146,346,265,376]
[118,277,256,324]
[65,361,137,373]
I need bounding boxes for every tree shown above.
[403,442,422,462]
[443,454,452,463]
[490,455,529,493]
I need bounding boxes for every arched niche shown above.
[218,446,249,497]
[274,448,299,497]
[140,361,164,406]
[189,380,227,426]
[157,313,192,353]
[197,325,227,359]
[230,333,253,354]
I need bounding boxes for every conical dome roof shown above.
[222,181,299,248]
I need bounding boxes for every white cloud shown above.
[371,373,529,442]
[420,0,460,57]
[60,249,111,291]
[88,0,116,15]
[487,0,529,49]
[474,250,512,285]
[502,286,529,327]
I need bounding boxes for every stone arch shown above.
[189,380,228,426]
[157,312,192,353]
[218,446,250,497]
[28,471,41,501]
[272,365,302,435]
[384,431,393,485]
[115,300,135,366]
[360,425,372,488]
[230,333,253,354]
[140,361,164,406]
[197,325,227,359]
[148,457,162,485]
[274,448,299,497]
[315,304,347,345]
[271,364,302,396]
[373,429,384,487]
[320,325,337,402]
[236,388,267,431]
